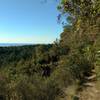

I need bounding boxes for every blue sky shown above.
[0,0,63,43]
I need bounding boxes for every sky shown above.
[0,0,63,44]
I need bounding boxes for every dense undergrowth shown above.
[0,44,73,100]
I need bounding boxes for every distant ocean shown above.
[0,43,33,47]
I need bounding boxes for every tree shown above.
[57,0,100,82]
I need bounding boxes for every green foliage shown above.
[58,0,100,83]
[0,44,63,100]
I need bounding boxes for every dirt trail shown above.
[78,82,100,100]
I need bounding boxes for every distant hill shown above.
[0,43,33,47]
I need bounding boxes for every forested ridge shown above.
[0,0,100,100]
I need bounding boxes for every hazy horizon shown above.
[0,42,52,46]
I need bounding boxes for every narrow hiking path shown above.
[77,68,100,100]
[77,81,100,100]
[60,69,100,100]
